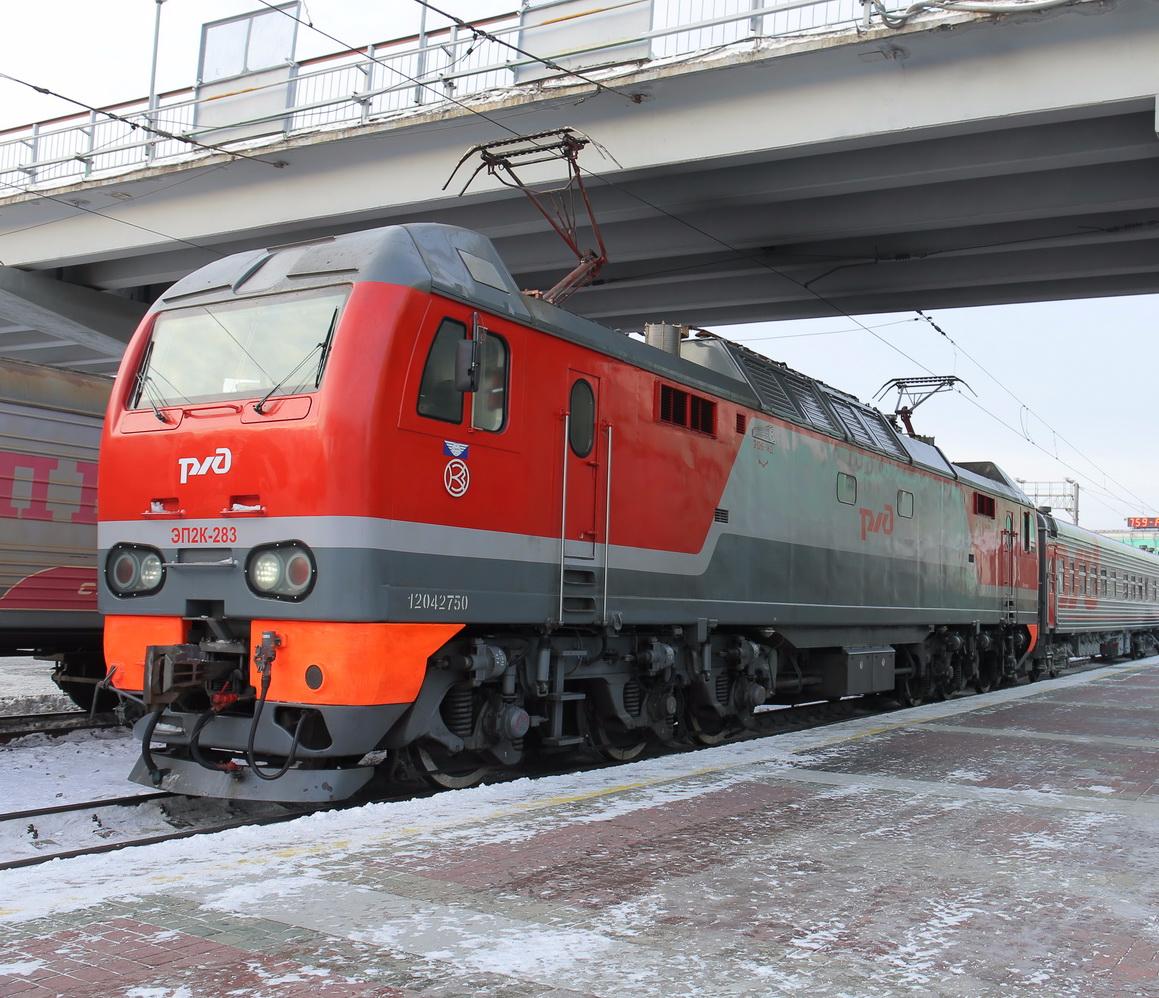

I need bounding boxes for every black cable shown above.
[245,671,307,781]
[252,0,526,140]
[188,708,237,773]
[140,706,168,787]
[0,176,223,260]
[261,2,1157,518]
[0,70,286,170]
[412,0,643,104]
[915,310,1159,516]
[0,164,230,242]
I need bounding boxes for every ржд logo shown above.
[178,447,232,485]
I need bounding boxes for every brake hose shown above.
[140,706,167,787]
[244,662,307,781]
[189,708,238,773]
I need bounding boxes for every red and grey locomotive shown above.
[95,224,1159,800]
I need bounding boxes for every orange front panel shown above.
[104,615,186,691]
[251,620,463,706]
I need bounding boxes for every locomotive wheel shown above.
[411,742,488,790]
[685,708,730,746]
[894,675,923,709]
[587,712,649,762]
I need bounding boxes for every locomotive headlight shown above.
[138,552,164,589]
[106,544,165,597]
[250,552,283,592]
[245,542,316,601]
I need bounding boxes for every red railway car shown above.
[95,224,1159,800]
[1,358,111,707]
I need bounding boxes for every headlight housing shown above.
[106,544,165,597]
[245,541,316,600]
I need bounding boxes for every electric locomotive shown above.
[96,224,1159,800]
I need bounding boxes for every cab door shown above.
[563,372,600,559]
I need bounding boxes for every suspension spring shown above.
[622,680,642,718]
[442,684,475,738]
[715,670,731,705]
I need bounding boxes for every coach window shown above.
[568,379,595,458]
[472,333,508,433]
[417,319,466,424]
[837,473,857,505]
[1080,564,1087,595]
[1100,569,1108,597]
[897,490,914,518]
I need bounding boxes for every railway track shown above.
[0,710,120,743]
[0,788,435,873]
[0,660,1112,874]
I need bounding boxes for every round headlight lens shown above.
[106,544,164,596]
[245,542,315,600]
[251,551,282,592]
[138,552,163,589]
[111,551,139,591]
[284,552,313,594]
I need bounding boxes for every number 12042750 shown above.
[407,592,469,611]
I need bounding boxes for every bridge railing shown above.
[0,0,904,192]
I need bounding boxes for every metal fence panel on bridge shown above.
[0,0,905,191]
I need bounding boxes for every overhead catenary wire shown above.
[410,0,644,105]
[0,164,229,243]
[0,71,286,170]
[0,177,223,261]
[256,2,1156,520]
[914,309,1159,516]
[5,4,1145,521]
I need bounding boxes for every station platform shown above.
[1,660,1157,996]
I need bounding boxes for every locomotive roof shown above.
[156,222,1028,503]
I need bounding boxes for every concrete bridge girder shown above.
[0,1,1158,369]
[0,267,144,373]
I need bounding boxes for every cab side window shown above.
[472,333,508,433]
[417,319,466,423]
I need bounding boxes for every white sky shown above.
[1,1,1156,529]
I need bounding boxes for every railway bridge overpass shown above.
[1,0,1158,373]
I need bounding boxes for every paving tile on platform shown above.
[802,725,1159,800]
[950,699,1159,739]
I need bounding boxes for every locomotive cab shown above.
[99,226,527,799]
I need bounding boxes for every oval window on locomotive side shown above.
[569,379,595,458]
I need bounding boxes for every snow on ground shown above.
[0,726,145,814]
[0,659,1146,927]
[0,655,75,715]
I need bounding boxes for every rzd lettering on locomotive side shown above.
[859,503,895,541]
[178,447,232,485]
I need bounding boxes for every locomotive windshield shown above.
[131,286,349,408]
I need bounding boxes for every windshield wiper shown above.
[133,366,170,424]
[254,309,340,414]
[314,307,340,388]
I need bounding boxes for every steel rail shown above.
[1,790,172,825]
[0,657,1116,874]
[0,711,119,743]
